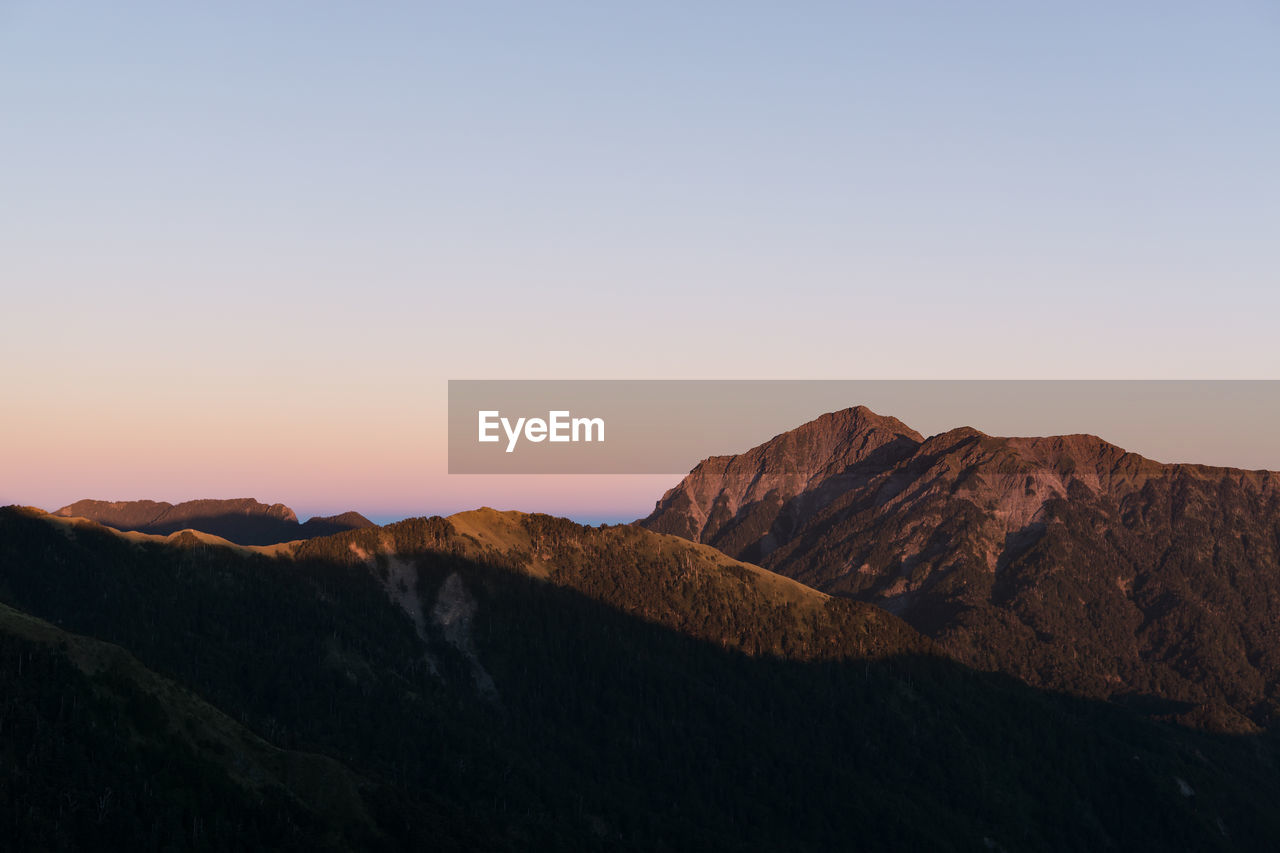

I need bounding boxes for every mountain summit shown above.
[640,405,1280,730]
[645,406,923,553]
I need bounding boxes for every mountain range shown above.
[53,498,374,546]
[5,404,1280,849]
[640,405,1280,731]
[4,504,1280,850]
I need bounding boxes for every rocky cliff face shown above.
[646,406,923,559]
[641,406,1280,729]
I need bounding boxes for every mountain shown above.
[5,504,1280,849]
[300,510,380,540]
[0,600,382,851]
[301,506,931,663]
[640,406,923,555]
[53,498,374,546]
[640,406,1280,730]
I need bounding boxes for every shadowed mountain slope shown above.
[640,406,1280,730]
[4,505,1280,850]
[0,600,385,850]
[53,498,374,545]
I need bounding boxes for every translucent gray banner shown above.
[447,380,1280,474]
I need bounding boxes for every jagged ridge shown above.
[640,405,1280,730]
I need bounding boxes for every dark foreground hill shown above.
[53,498,374,545]
[3,506,1280,850]
[0,600,383,851]
[640,406,1280,731]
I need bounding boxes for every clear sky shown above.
[2,2,1277,522]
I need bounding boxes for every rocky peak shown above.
[637,405,1280,729]
[644,405,922,544]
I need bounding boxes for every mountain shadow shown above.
[3,506,1280,851]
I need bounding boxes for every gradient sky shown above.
[2,2,1278,522]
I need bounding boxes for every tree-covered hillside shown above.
[3,506,1280,851]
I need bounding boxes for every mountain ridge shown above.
[640,405,1280,730]
[53,497,374,545]
[6,502,1280,848]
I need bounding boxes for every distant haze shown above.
[2,4,1276,522]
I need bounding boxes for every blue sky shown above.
[2,2,1278,519]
